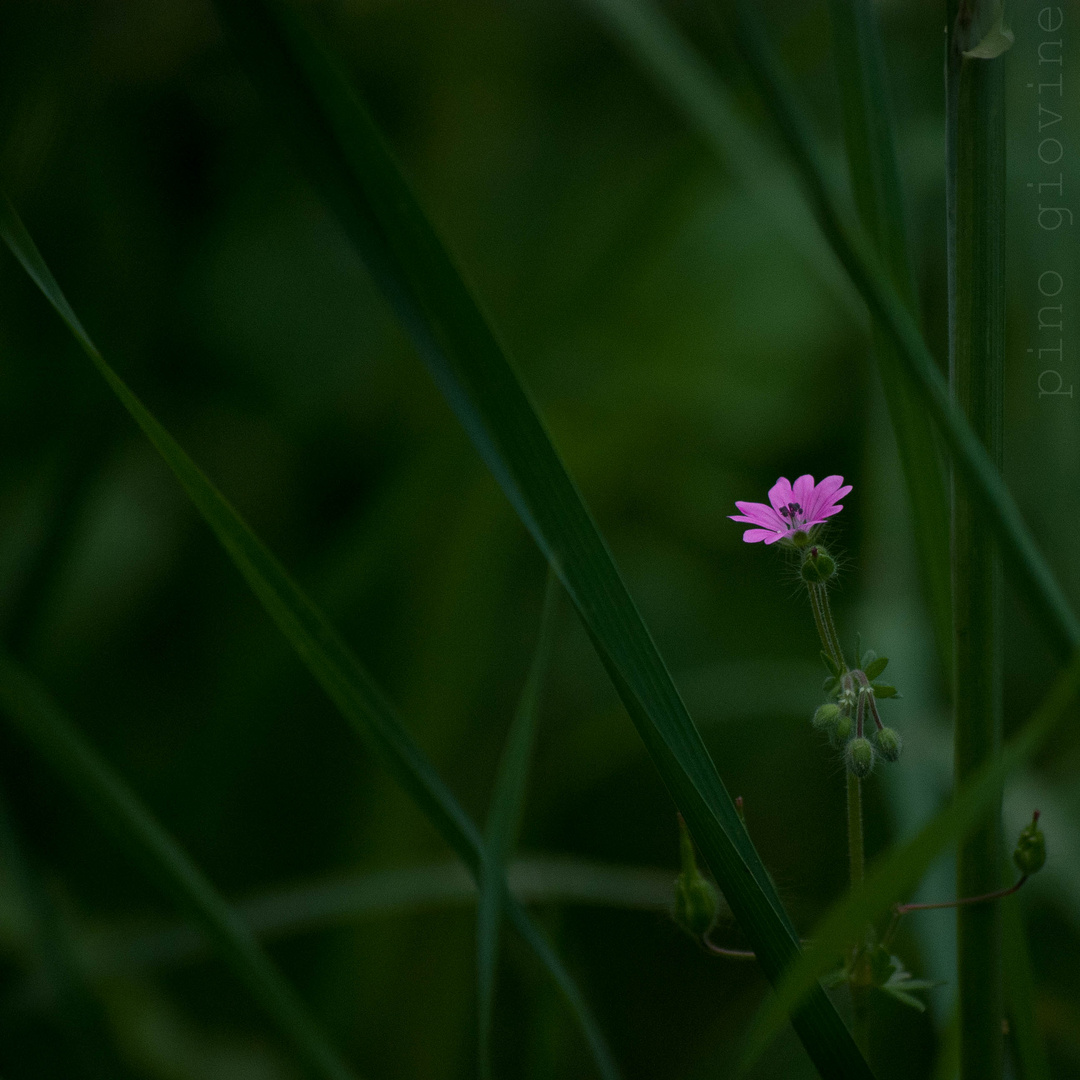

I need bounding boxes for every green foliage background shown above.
[1,1,1077,1077]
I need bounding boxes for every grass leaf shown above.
[204,3,877,1076]
[0,650,360,1080]
[478,571,560,1079]
[947,7,1008,1073]
[826,0,952,668]
[0,192,619,1080]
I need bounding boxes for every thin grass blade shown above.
[740,653,1080,1069]
[826,0,952,666]
[0,651,360,1080]
[203,4,876,1076]
[478,570,560,1079]
[1002,890,1051,1080]
[947,6,1008,1074]
[585,0,1080,658]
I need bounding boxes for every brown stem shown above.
[896,875,1028,915]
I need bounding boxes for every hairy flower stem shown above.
[808,584,846,671]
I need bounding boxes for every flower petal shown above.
[806,476,850,519]
[792,474,815,509]
[767,476,794,514]
[740,528,775,544]
[732,500,786,529]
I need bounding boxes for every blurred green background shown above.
[1,1,1078,1077]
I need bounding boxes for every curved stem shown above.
[702,934,757,960]
[896,875,1027,915]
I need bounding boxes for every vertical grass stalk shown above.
[946,4,1008,1077]
[826,0,953,668]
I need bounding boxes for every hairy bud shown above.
[800,545,837,584]
[812,703,840,734]
[845,736,874,778]
[874,726,902,763]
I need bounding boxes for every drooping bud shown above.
[845,737,874,778]
[1013,811,1046,876]
[800,545,837,584]
[833,712,853,745]
[874,726,902,763]
[674,815,718,936]
[812,703,840,735]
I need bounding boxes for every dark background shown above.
[0,1,1077,1077]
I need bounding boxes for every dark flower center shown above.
[779,501,804,521]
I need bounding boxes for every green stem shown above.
[808,584,845,671]
[846,769,869,1058]
[846,770,864,891]
[947,4,1007,1078]
[817,585,846,670]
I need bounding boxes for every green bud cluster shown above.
[812,646,902,775]
[1013,811,1046,876]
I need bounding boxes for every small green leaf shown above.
[863,656,888,680]
[881,985,927,1013]
[962,5,1014,60]
[871,684,897,699]
[820,651,840,677]
[823,676,840,695]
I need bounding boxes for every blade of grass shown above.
[0,651,361,1080]
[478,570,560,1080]
[1002,889,1051,1080]
[203,4,875,1076]
[0,774,137,1078]
[0,193,619,1080]
[79,856,678,980]
[826,0,952,668]
[739,651,1080,1070]
[586,0,1080,659]
[947,6,1008,1076]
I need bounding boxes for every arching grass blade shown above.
[478,571,560,1080]
[203,4,876,1076]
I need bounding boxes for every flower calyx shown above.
[800,544,836,584]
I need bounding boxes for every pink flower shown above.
[730,474,852,545]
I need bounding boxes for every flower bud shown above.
[812,703,840,734]
[674,872,719,937]
[673,815,718,936]
[833,712,853,745]
[845,736,874,778]
[1013,811,1046,876]
[874,726,902,763]
[800,545,837,584]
